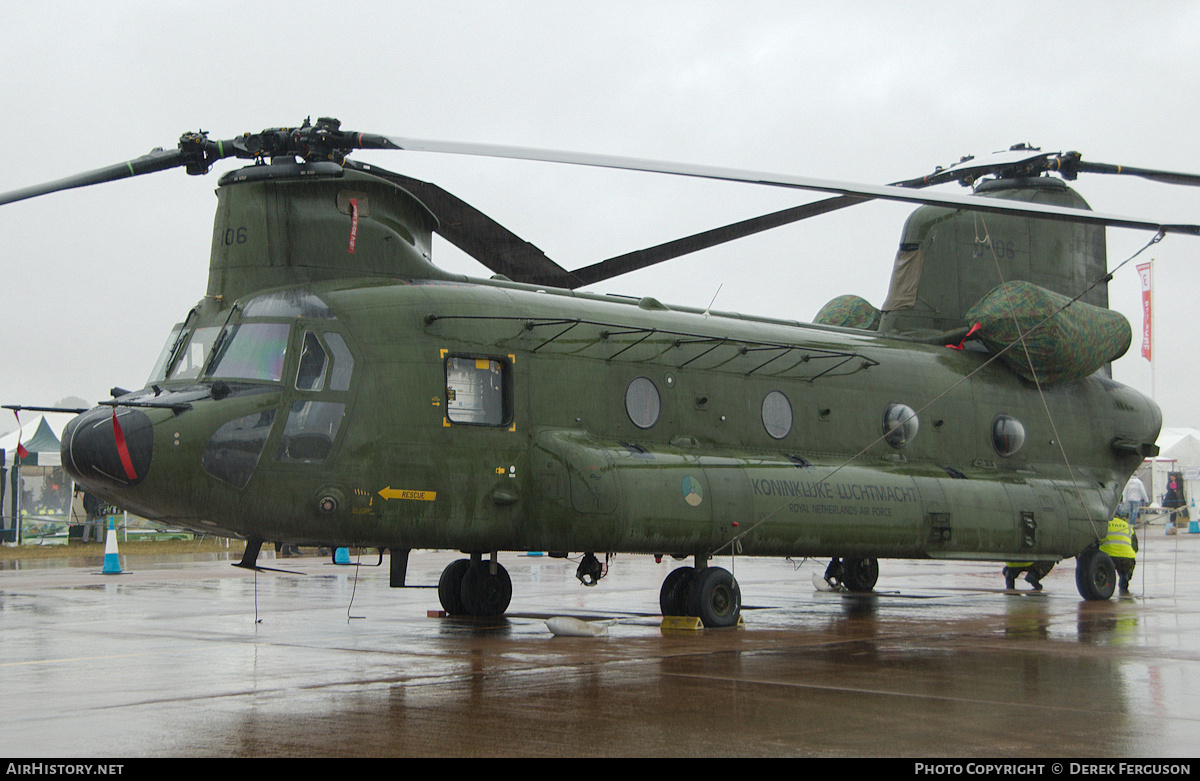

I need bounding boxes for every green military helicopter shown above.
[5,118,1198,627]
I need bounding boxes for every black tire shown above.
[461,561,513,617]
[686,567,742,628]
[1075,547,1116,601]
[659,566,695,616]
[437,559,472,615]
[841,558,879,591]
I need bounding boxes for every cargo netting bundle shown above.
[964,281,1132,385]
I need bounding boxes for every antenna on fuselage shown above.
[703,284,723,318]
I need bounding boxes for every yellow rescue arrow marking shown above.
[378,487,437,502]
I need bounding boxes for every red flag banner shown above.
[13,409,28,460]
[1137,261,1152,362]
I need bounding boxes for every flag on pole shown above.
[13,410,28,460]
[1137,261,1153,362]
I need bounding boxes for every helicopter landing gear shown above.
[576,552,606,586]
[1074,546,1116,601]
[823,557,879,591]
[658,563,742,628]
[437,556,513,616]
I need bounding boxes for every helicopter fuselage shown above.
[61,274,1159,564]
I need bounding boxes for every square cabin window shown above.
[446,356,508,426]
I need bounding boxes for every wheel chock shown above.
[660,615,746,630]
[660,615,703,630]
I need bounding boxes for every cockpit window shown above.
[168,326,222,381]
[295,331,327,391]
[147,325,184,384]
[208,322,290,382]
[242,289,335,319]
[324,332,354,391]
[277,401,345,463]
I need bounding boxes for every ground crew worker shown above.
[1003,561,1054,591]
[1100,515,1137,594]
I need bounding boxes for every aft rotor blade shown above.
[1066,159,1200,188]
[373,136,1200,236]
[570,194,866,288]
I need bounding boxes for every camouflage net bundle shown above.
[964,281,1132,384]
[814,295,881,331]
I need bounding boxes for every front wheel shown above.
[659,566,695,617]
[841,558,879,591]
[1075,547,1116,601]
[461,561,513,617]
[437,559,472,615]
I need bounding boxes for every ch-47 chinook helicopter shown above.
[5,118,1199,627]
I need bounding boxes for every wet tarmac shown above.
[2,533,1200,758]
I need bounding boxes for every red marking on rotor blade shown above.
[111,410,138,481]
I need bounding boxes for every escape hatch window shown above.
[883,402,919,448]
[625,376,661,429]
[445,356,509,426]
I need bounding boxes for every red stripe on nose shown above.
[111,409,139,481]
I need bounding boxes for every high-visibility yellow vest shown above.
[1100,517,1135,560]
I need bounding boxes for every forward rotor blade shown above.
[0,133,242,207]
[349,163,581,287]
[374,136,1200,236]
[0,148,187,206]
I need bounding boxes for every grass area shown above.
[0,537,246,559]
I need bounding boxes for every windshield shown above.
[208,322,291,382]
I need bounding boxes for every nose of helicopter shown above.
[62,407,154,490]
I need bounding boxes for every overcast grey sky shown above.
[3,1,1200,432]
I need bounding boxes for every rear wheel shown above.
[1075,547,1116,601]
[686,567,742,628]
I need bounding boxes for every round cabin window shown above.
[625,376,661,429]
[762,390,793,439]
[883,403,918,448]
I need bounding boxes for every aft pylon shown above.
[101,519,123,574]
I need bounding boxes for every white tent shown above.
[2,414,74,543]
[1140,427,1200,513]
